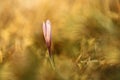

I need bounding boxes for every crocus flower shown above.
[42,20,55,70]
[42,20,52,57]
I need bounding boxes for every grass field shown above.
[0,0,120,80]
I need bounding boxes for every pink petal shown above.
[46,20,51,42]
[42,22,46,39]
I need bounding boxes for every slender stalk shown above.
[48,54,56,71]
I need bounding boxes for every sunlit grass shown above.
[0,0,120,80]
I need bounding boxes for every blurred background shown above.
[0,0,120,80]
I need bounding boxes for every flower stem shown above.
[48,55,56,71]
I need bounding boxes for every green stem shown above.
[48,55,56,71]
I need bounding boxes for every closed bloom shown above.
[42,20,55,70]
[42,20,52,56]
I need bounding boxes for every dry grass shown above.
[0,0,120,80]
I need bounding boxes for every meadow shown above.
[0,0,120,80]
